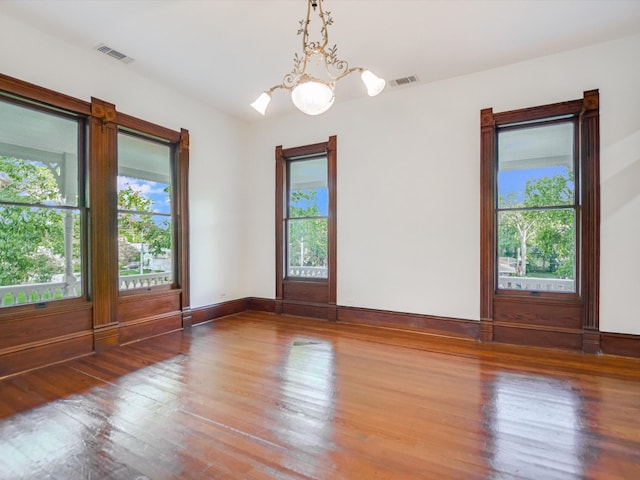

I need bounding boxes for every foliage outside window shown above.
[286,156,328,279]
[0,98,83,307]
[117,132,173,290]
[496,120,577,292]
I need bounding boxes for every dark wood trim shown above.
[327,135,338,320]
[600,332,640,358]
[275,145,284,303]
[249,297,479,340]
[94,323,120,352]
[479,108,496,332]
[249,297,276,313]
[581,90,600,334]
[191,298,251,325]
[479,91,600,353]
[119,312,183,345]
[117,111,181,142]
[0,72,91,115]
[583,328,601,354]
[282,301,329,320]
[338,306,480,340]
[0,74,191,374]
[89,97,119,330]
[480,317,494,342]
[275,137,337,321]
[0,331,93,380]
[491,99,583,125]
[177,128,191,326]
[282,141,330,158]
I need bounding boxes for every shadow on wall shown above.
[601,130,640,219]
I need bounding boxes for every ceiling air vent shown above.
[389,75,419,87]
[95,44,134,64]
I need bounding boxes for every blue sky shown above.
[499,166,571,204]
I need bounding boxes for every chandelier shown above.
[250,0,386,116]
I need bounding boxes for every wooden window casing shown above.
[0,73,190,377]
[275,136,337,321]
[480,91,600,352]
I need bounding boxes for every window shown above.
[286,156,328,279]
[0,97,85,307]
[117,131,174,290]
[480,91,600,351]
[497,119,577,292]
[275,136,337,319]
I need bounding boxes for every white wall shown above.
[0,11,249,309]
[245,34,640,334]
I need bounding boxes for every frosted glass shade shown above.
[250,92,271,115]
[291,81,335,115]
[361,70,386,97]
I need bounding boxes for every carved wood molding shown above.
[90,98,117,125]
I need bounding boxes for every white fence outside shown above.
[1,272,172,307]
[498,276,574,292]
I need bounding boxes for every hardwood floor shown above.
[1,311,639,479]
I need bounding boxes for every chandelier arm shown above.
[268,84,292,94]
[327,66,362,82]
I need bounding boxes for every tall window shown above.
[117,131,174,290]
[276,136,336,319]
[480,91,600,351]
[0,97,85,307]
[286,156,328,279]
[497,119,577,292]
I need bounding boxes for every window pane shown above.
[118,212,172,289]
[498,123,574,208]
[497,209,575,292]
[118,133,172,214]
[0,99,79,207]
[0,98,83,308]
[0,206,82,306]
[287,218,328,278]
[117,132,173,291]
[289,157,328,218]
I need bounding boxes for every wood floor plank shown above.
[1,312,640,479]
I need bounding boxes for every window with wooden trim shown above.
[286,155,329,279]
[117,130,175,291]
[480,90,600,352]
[0,95,86,307]
[276,136,337,320]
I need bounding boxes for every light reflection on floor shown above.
[485,372,592,480]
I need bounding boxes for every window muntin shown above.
[0,98,84,307]
[496,120,577,293]
[286,156,328,279]
[117,132,173,289]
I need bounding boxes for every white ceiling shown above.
[2,0,640,123]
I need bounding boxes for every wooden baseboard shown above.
[249,298,479,340]
[94,323,120,351]
[0,331,93,379]
[119,311,183,345]
[191,298,250,325]
[492,322,583,351]
[600,332,640,358]
[338,305,480,340]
